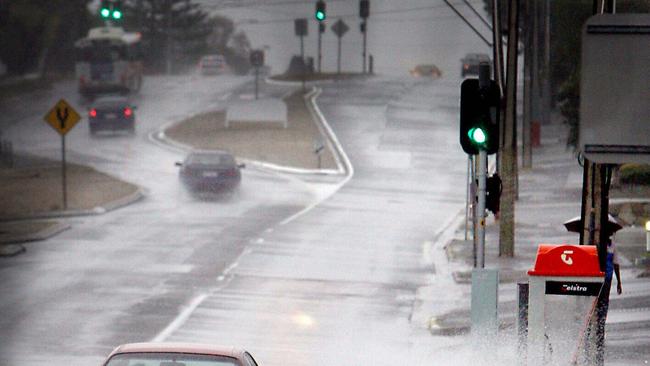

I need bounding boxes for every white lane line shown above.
[279,88,354,226]
[151,293,208,342]
[218,92,232,101]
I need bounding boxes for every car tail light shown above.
[123,107,133,117]
[89,108,97,118]
[224,168,238,177]
[80,76,86,85]
[464,64,469,70]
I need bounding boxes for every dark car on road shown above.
[101,342,260,366]
[88,95,136,135]
[461,53,491,77]
[176,150,244,193]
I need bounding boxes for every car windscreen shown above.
[187,153,235,166]
[105,352,240,366]
[94,98,129,108]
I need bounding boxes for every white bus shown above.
[74,26,143,98]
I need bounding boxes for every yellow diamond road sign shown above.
[44,99,81,136]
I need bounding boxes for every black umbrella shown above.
[563,214,623,235]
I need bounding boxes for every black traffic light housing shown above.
[250,50,264,67]
[460,78,500,155]
[315,1,326,21]
[360,0,370,19]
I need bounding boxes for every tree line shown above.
[0,0,252,76]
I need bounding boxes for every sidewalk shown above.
[430,121,650,361]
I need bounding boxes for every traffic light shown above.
[112,2,122,19]
[112,1,123,19]
[315,1,326,21]
[360,0,370,19]
[485,174,502,216]
[460,78,500,155]
[99,0,122,20]
[100,1,111,18]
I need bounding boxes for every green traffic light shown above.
[112,9,122,19]
[468,127,487,145]
[100,8,111,18]
[315,11,325,21]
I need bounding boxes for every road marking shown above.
[279,88,354,226]
[151,293,208,342]
[218,92,232,101]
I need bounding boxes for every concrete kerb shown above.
[0,221,71,247]
[151,85,352,178]
[0,187,145,223]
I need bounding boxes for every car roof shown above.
[108,342,247,359]
[188,149,232,157]
[202,54,224,60]
[464,53,489,58]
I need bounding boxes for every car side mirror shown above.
[238,163,246,169]
[175,161,182,167]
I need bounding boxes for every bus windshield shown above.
[77,42,126,63]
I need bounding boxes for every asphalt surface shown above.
[0,73,327,365]
[157,77,469,366]
[0,69,474,366]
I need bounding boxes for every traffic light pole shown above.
[317,24,323,73]
[254,66,259,100]
[362,21,367,74]
[476,149,487,268]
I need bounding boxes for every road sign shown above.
[580,14,650,164]
[44,99,81,136]
[331,19,349,38]
[294,18,308,36]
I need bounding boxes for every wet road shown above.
[1,71,469,366]
[1,0,488,363]
[158,77,469,366]
[0,73,324,365]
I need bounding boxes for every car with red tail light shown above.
[88,95,136,135]
[176,150,244,194]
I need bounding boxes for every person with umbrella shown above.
[563,214,623,299]
[564,214,623,365]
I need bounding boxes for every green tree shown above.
[0,0,93,75]
[122,0,250,74]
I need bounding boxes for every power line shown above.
[443,0,492,46]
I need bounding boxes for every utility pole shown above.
[522,0,533,169]
[499,0,519,257]
[581,2,614,365]
[166,1,172,75]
